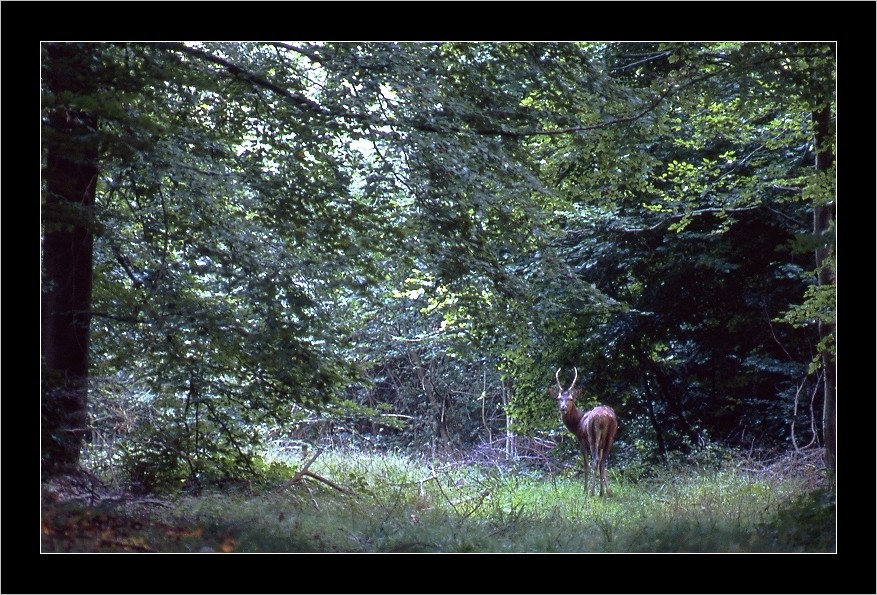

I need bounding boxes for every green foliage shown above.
[757,487,836,551]
[779,283,836,329]
[803,169,836,207]
[42,41,835,482]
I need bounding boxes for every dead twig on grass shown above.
[284,448,353,495]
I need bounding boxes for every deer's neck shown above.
[562,406,585,436]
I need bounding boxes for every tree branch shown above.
[167,43,335,120]
[285,448,353,494]
[166,43,816,145]
[610,204,805,235]
[409,83,677,138]
[167,43,676,140]
[265,42,325,64]
[299,470,353,494]
[90,311,147,324]
[610,51,672,73]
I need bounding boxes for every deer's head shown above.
[552,367,580,414]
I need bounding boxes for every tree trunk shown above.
[41,43,99,476]
[407,350,450,447]
[812,103,835,476]
[501,377,516,458]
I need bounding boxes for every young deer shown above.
[551,367,618,497]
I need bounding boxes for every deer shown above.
[551,367,618,497]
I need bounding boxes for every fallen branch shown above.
[284,448,353,495]
[297,470,353,495]
[418,472,438,498]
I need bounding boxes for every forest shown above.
[41,42,835,555]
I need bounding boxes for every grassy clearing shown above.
[42,448,834,553]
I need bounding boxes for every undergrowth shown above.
[42,447,835,553]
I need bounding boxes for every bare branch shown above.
[285,448,353,494]
[298,470,353,494]
[791,372,821,451]
[610,51,672,73]
[764,304,794,361]
[292,447,323,480]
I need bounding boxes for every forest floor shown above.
[41,447,834,554]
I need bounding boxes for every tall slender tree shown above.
[812,80,836,475]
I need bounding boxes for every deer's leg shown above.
[580,442,590,496]
[593,448,603,496]
[601,456,612,497]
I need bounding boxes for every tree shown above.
[812,100,835,474]
[497,42,835,460]
[42,42,378,481]
[42,44,100,475]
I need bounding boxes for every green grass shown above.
[42,448,835,553]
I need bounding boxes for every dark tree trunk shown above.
[41,43,99,476]
[407,350,450,447]
[812,103,835,476]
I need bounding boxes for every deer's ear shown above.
[571,388,583,399]
[548,386,559,398]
